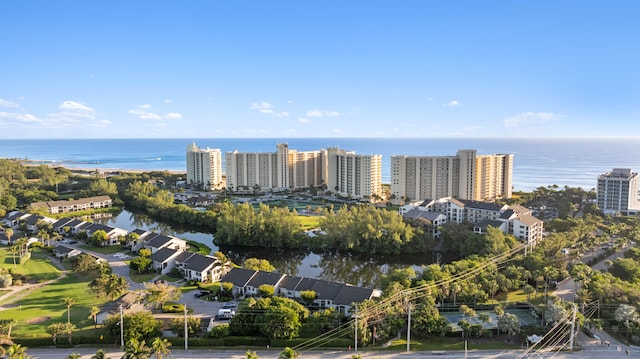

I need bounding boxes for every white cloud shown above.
[140,112,163,121]
[128,109,147,116]
[331,129,343,134]
[90,119,112,127]
[164,99,172,104]
[298,118,311,124]
[503,112,562,127]
[0,112,42,123]
[0,98,19,108]
[250,101,274,114]
[306,109,343,118]
[164,112,183,120]
[59,101,95,112]
[250,101,290,117]
[139,104,152,109]
[444,100,462,107]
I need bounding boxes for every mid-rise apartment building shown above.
[326,147,382,201]
[391,149,513,204]
[186,143,223,190]
[400,197,543,248]
[597,168,640,216]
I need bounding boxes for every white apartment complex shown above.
[597,168,640,216]
[391,149,513,204]
[326,147,382,201]
[186,143,223,190]
[401,197,543,248]
[226,144,326,192]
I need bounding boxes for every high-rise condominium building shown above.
[597,168,640,216]
[186,143,223,190]
[326,147,382,201]
[391,149,513,203]
[225,144,326,192]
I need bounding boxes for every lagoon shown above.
[94,209,433,287]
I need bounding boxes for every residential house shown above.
[175,252,227,282]
[53,245,82,258]
[149,247,183,275]
[245,271,285,296]
[30,195,113,214]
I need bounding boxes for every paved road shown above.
[21,347,639,359]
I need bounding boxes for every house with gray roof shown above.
[53,245,82,258]
[220,269,381,315]
[149,247,183,274]
[245,271,286,296]
[176,252,226,282]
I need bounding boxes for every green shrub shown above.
[12,337,52,347]
[162,302,193,314]
[208,324,230,338]
[222,336,269,347]
[270,337,352,348]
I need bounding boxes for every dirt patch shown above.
[25,316,50,324]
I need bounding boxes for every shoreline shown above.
[22,161,186,175]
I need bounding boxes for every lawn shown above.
[129,269,157,283]
[0,247,61,282]
[79,244,126,255]
[385,336,521,351]
[0,269,111,338]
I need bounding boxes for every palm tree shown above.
[5,227,13,245]
[151,337,171,359]
[65,354,81,359]
[278,347,299,359]
[122,338,151,359]
[10,244,18,268]
[63,297,76,324]
[523,284,536,303]
[91,349,109,359]
[6,343,33,359]
[0,318,17,341]
[89,306,101,328]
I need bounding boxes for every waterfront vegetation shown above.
[2,159,640,349]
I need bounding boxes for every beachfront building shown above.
[225,143,326,192]
[597,168,640,216]
[186,142,223,190]
[30,195,113,214]
[326,147,383,201]
[390,149,513,204]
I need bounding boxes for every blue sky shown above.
[1,1,639,139]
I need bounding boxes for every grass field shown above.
[0,247,112,338]
[385,337,521,350]
[0,247,61,283]
[297,215,321,230]
[79,244,126,255]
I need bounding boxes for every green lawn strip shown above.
[384,337,521,351]
[179,285,198,293]
[0,271,110,338]
[0,248,61,282]
[129,269,156,283]
[78,244,125,255]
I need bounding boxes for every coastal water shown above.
[3,137,640,191]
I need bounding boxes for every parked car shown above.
[222,302,235,308]
[195,290,210,298]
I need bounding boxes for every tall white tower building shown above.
[326,147,382,201]
[597,168,640,216]
[391,149,513,203]
[186,143,223,190]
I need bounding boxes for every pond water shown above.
[94,209,436,288]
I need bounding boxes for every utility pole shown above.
[119,304,124,349]
[354,305,358,352]
[569,304,577,351]
[406,299,412,352]
[184,304,188,350]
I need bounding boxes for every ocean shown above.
[2,137,640,192]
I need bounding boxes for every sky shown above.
[1,1,639,139]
